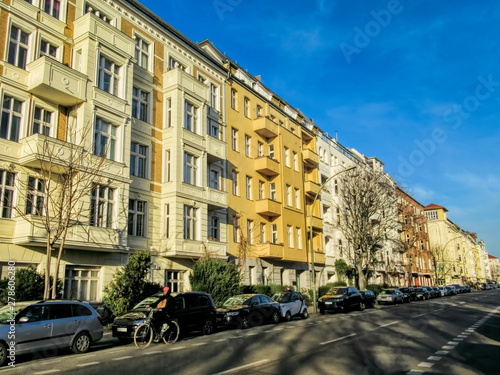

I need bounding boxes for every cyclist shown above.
[150,286,174,341]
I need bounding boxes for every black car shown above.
[217,294,280,329]
[399,287,416,302]
[360,290,376,308]
[112,292,217,341]
[318,286,364,314]
[415,287,430,300]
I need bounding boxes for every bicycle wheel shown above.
[163,320,180,344]
[134,323,153,348]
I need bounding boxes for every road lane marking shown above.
[418,362,434,368]
[407,370,425,374]
[34,371,61,374]
[378,321,400,328]
[427,356,441,361]
[77,362,100,367]
[212,359,270,375]
[442,345,455,350]
[320,333,357,345]
[112,356,133,360]
[436,350,448,355]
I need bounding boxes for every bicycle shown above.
[134,308,180,348]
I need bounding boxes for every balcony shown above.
[255,242,283,259]
[27,56,87,106]
[302,148,319,166]
[306,215,323,232]
[313,251,326,265]
[206,187,228,207]
[163,67,206,98]
[255,199,281,217]
[255,156,279,176]
[305,180,321,196]
[253,117,279,138]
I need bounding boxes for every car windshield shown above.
[381,289,396,295]
[272,293,291,303]
[223,295,251,307]
[0,303,32,323]
[327,287,347,295]
[133,295,161,309]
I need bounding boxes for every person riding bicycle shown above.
[150,286,174,340]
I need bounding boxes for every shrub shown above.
[366,284,389,295]
[318,281,347,298]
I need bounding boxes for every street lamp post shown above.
[309,165,357,313]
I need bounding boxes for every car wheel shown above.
[358,302,365,311]
[71,332,92,354]
[0,341,7,367]
[202,318,216,335]
[284,311,291,322]
[320,308,325,315]
[271,310,280,324]
[301,309,309,319]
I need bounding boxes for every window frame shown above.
[128,199,147,237]
[89,184,115,228]
[130,142,148,179]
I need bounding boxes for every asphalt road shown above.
[2,290,499,375]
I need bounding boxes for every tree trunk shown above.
[44,243,52,300]
[51,242,65,299]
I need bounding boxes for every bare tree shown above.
[12,118,117,299]
[428,244,455,285]
[335,167,399,290]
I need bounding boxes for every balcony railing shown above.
[304,180,321,196]
[302,148,319,165]
[255,156,279,176]
[255,199,281,217]
[254,242,283,259]
[253,116,279,138]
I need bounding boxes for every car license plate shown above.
[117,327,127,332]
[325,302,332,305]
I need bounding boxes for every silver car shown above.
[376,289,405,305]
[0,300,103,367]
[272,292,309,321]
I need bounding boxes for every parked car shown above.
[445,286,457,295]
[415,287,430,300]
[436,286,447,296]
[428,287,441,298]
[376,289,404,305]
[0,300,103,367]
[399,287,416,302]
[217,294,280,329]
[318,286,364,314]
[112,291,217,341]
[360,290,376,308]
[272,291,309,321]
[89,302,115,325]
[462,285,472,293]
[448,284,465,293]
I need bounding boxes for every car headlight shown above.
[133,319,147,325]
[226,311,239,316]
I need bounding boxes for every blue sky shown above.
[138,0,500,257]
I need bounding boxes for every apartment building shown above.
[0,0,229,300]
[424,203,489,286]
[397,188,432,286]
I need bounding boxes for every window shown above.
[209,216,219,241]
[130,142,148,178]
[64,266,100,301]
[230,89,237,109]
[98,56,120,95]
[259,223,266,243]
[210,83,218,109]
[286,185,291,206]
[183,152,198,185]
[90,184,115,228]
[128,199,146,237]
[244,97,249,117]
[269,183,276,201]
[164,150,171,182]
[296,227,302,249]
[1,95,23,142]
[233,215,240,243]
[8,26,29,69]
[294,188,300,209]
[248,266,255,285]
[0,170,15,218]
[256,105,262,118]
[40,39,58,58]
[208,119,220,139]
[134,36,150,69]
[183,205,198,240]
[257,142,263,157]
[246,176,252,200]
[268,144,275,159]
[168,56,186,71]
[247,220,253,244]
[26,177,45,215]
[258,181,265,200]
[293,151,298,171]
[287,225,293,248]
[184,101,198,132]
[93,117,117,160]
[232,170,239,195]
[271,224,278,244]
[284,147,290,167]
[164,204,170,238]
[44,0,61,19]
[32,106,52,136]
[426,210,438,220]
[245,135,251,157]
[165,98,172,127]
[209,169,220,189]
[132,87,149,122]
[231,128,238,151]
[165,270,184,293]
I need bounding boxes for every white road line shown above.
[378,321,400,328]
[212,359,270,375]
[320,333,357,345]
[436,350,448,355]
[112,356,134,360]
[427,356,442,361]
[76,362,100,367]
[34,371,61,375]
[442,346,455,350]
[407,370,425,375]
[144,351,162,354]
[418,362,434,368]
[412,313,426,318]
